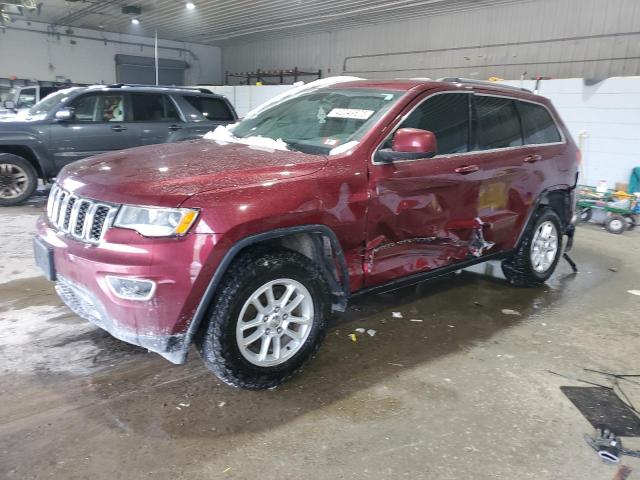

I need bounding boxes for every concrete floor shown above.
[1,198,639,480]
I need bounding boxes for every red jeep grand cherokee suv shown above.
[34,78,578,389]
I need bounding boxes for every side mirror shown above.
[377,128,438,163]
[55,108,74,121]
[3,100,16,110]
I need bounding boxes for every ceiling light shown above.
[185,2,195,10]
[131,17,140,24]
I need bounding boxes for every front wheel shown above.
[196,248,330,390]
[0,153,38,206]
[502,208,563,287]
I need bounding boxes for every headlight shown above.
[114,205,198,237]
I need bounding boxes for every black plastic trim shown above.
[353,251,510,298]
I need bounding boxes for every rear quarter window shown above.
[184,96,234,121]
[516,101,562,144]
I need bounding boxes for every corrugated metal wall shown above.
[223,0,640,82]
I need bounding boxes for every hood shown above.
[57,139,328,206]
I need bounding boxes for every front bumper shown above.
[35,215,220,364]
[55,274,187,363]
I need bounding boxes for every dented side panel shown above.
[364,152,483,286]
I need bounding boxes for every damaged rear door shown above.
[364,90,489,287]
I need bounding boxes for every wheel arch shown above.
[0,146,45,179]
[183,224,350,355]
[515,186,574,250]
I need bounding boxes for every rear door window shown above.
[131,93,180,122]
[183,96,234,121]
[398,93,470,155]
[473,96,522,150]
[516,101,562,144]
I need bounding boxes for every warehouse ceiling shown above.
[13,0,533,45]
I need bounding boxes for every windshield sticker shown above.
[323,138,339,146]
[327,108,374,120]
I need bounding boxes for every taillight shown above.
[576,149,582,164]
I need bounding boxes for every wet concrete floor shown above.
[1,199,639,479]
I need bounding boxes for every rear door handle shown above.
[524,154,543,163]
[168,124,183,131]
[454,164,480,175]
[111,125,127,132]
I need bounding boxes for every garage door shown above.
[115,54,188,85]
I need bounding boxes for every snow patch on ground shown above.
[0,210,42,285]
[0,304,103,375]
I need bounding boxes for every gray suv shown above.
[0,84,237,206]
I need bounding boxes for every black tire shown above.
[0,153,38,206]
[501,208,563,287]
[196,248,330,390]
[624,216,636,231]
[579,208,592,223]
[605,214,627,234]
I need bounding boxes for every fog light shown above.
[106,276,156,301]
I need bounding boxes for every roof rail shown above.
[105,83,207,93]
[437,77,533,93]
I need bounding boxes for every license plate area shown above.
[33,237,56,281]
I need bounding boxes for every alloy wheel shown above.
[236,278,314,367]
[530,220,559,273]
[0,163,29,199]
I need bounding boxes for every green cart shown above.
[577,186,639,234]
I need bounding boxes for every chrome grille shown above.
[47,184,118,244]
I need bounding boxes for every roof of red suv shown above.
[326,78,542,101]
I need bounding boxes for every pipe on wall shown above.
[342,30,640,73]
[0,24,200,61]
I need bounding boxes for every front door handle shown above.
[454,164,480,175]
[111,125,127,132]
[524,154,543,163]
[168,124,182,131]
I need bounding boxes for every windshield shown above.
[0,87,17,104]
[28,89,78,118]
[230,88,403,155]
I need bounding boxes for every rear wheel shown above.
[0,153,38,206]
[502,208,563,287]
[579,208,592,223]
[605,215,627,234]
[196,248,330,390]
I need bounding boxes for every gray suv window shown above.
[183,96,233,121]
[70,93,125,122]
[131,93,180,122]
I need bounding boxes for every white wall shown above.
[0,20,222,85]
[502,77,640,188]
[222,0,640,82]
